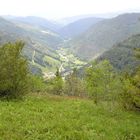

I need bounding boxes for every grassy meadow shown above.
[0,94,139,140]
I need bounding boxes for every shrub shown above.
[64,68,86,97]
[29,75,47,92]
[47,68,64,95]
[0,41,29,99]
[85,60,119,104]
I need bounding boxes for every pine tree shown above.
[52,68,63,95]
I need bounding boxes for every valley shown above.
[0,16,89,77]
[0,2,140,140]
[31,47,87,78]
[1,13,140,76]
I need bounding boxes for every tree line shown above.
[0,41,139,111]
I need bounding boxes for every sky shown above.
[0,0,140,19]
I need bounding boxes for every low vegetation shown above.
[0,94,140,140]
[0,41,140,139]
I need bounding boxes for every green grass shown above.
[44,55,61,67]
[31,54,61,73]
[0,94,140,140]
[30,48,87,74]
[57,48,87,69]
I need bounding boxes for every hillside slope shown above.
[0,94,139,139]
[58,17,103,38]
[0,17,63,75]
[0,17,87,76]
[69,13,140,59]
[99,34,140,71]
[4,16,62,32]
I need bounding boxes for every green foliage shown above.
[85,60,139,110]
[64,68,86,97]
[119,73,137,110]
[0,95,140,140]
[117,69,140,110]
[132,69,140,109]
[48,68,64,95]
[119,48,140,110]
[86,60,119,104]
[135,48,140,59]
[29,75,47,92]
[99,34,140,72]
[0,41,29,99]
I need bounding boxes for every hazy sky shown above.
[0,0,140,19]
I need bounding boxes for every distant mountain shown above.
[4,16,62,32]
[58,17,103,38]
[0,17,32,45]
[2,13,140,75]
[57,14,103,25]
[69,13,140,60]
[99,34,140,72]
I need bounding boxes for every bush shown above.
[29,75,47,92]
[132,69,140,109]
[47,68,64,95]
[117,71,140,110]
[0,41,29,99]
[85,60,119,104]
[119,48,140,110]
[64,68,86,97]
[119,75,136,110]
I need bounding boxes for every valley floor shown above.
[0,94,140,140]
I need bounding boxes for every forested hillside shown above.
[1,13,140,76]
[4,16,62,32]
[0,17,64,75]
[99,34,140,72]
[58,17,103,38]
[0,16,88,76]
[69,13,140,59]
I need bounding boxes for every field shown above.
[31,48,87,75]
[0,94,140,140]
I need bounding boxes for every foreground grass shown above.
[0,94,140,140]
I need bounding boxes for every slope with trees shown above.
[58,17,103,38]
[99,34,140,72]
[69,13,140,59]
[0,17,64,75]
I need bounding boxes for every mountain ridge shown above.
[99,34,140,72]
[58,17,103,38]
[69,13,140,60]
